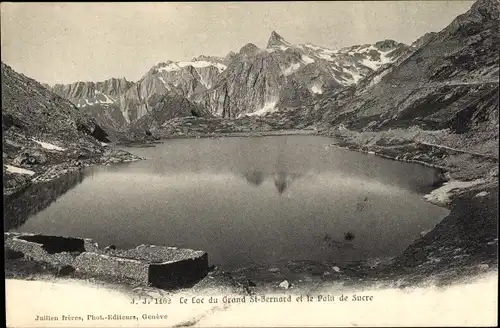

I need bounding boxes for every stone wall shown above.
[5,233,81,267]
[5,232,210,289]
[74,252,149,283]
[149,253,209,289]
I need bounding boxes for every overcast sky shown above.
[1,1,474,85]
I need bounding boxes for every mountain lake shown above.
[8,135,450,270]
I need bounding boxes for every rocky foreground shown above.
[3,141,142,196]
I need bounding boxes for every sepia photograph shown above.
[2,1,498,327]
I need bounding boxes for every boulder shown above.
[56,265,75,276]
[104,244,116,251]
[278,280,290,289]
[474,191,490,198]
[5,248,24,260]
[12,149,48,166]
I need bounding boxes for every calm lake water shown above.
[10,136,449,270]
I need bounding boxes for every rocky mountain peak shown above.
[51,77,133,103]
[374,39,402,51]
[239,43,260,56]
[443,0,499,37]
[223,51,237,65]
[472,0,499,19]
[267,31,290,48]
[411,32,438,49]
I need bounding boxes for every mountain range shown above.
[47,31,409,132]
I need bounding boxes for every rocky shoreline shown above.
[4,128,498,295]
[3,145,143,197]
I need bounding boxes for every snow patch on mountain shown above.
[75,90,118,108]
[283,63,302,76]
[95,90,115,104]
[303,43,323,51]
[301,55,315,64]
[360,48,394,70]
[303,44,340,60]
[310,84,323,94]
[193,69,211,88]
[336,67,365,85]
[158,76,168,87]
[158,61,227,73]
[246,101,278,116]
[31,139,66,151]
[317,53,334,61]
[5,165,35,176]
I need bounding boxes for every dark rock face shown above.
[391,185,498,275]
[77,122,110,143]
[79,104,129,136]
[3,169,32,195]
[129,93,211,132]
[1,62,108,145]
[267,31,291,48]
[277,79,314,108]
[119,58,225,123]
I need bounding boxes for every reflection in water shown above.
[242,170,304,194]
[10,136,450,269]
[4,170,86,230]
[243,171,265,186]
[322,233,355,252]
[274,136,288,195]
[274,172,288,194]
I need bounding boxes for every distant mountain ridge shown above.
[50,31,408,126]
[51,77,133,132]
[52,77,133,107]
